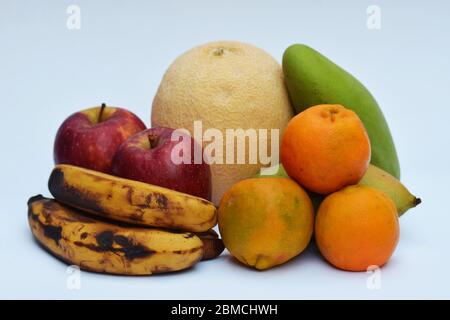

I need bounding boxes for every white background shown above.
[1,0,449,299]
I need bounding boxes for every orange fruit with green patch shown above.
[218,178,314,270]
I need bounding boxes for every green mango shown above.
[282,44,400,179]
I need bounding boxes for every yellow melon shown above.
[151,41,293,205]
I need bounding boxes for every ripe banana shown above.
[28,195,204,275]
[196,229,225,261]
[48,164,217,232]
[359,164,421,216]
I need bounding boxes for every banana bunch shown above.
[28,165,224,275]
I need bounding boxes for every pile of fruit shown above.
[28,107,223,275]
[28,41,420,275]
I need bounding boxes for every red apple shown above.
[54,104,146,173]
[112,127,212,200]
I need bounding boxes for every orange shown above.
[281,104,371,194]
[315,185,399,271]
[218,178,314,270]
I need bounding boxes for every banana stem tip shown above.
[27,194,45,206]
[414,197,422,207]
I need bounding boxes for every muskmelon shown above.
[151,41,293,205]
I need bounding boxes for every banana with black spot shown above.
[48,164,217,232]
[28,195,204,275]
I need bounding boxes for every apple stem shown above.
[98,103,106,123]
[148,134,158,149]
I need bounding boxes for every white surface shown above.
[1,0,449,299]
